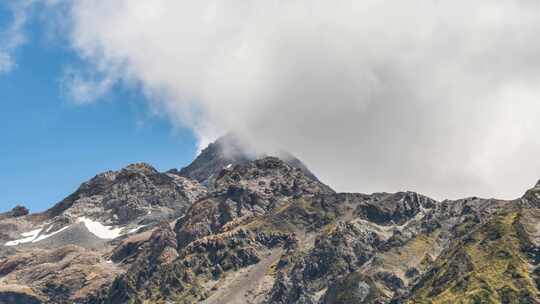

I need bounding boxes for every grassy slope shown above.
[408,211,538,304]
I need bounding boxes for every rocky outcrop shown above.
[44,162,207,226]
[104,222,181,303]
[321,273,382,304]
[264,220,382,303]
[355,192,435,226]
[3,206,29,219]
[214,157,334,199]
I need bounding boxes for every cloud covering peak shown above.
[50,1,540,199]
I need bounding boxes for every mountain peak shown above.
[124,162,159,175]
[179,134,321,186]
[42,162,207,225]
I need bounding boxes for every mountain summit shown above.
[178,134,321,186]
[1,137,540,303]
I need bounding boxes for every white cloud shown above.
[60,66,118,104]
[0,51,14,73]
[0,1,34,74]
[51,0,540,200]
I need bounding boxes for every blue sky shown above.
[0,4,198,212]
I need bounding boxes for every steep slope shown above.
[402,186,540,303]
[99,156,334,304]
[405,210,539,303]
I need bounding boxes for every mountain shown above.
[1,137,540,304]
[178,134,321,186]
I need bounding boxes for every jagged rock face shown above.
[268,220,381,303]
[104,222,180,303]
[2,136,540,304]
[45,163,207,225]
[179,134,323,187]
[355,192,435,226]
[175,157,334,251]
[213,157,334,199]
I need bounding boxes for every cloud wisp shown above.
[46,1,540,200]
[0,1,35,74]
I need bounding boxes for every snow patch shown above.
[4,225,75,246]
[4,228,42,246]
[79,217,123,239]
[128,225,147,234]
[5,217,127,246]
[21,229,42,238]
[45,225,55,233]
[32,226,70,243]
[226,163,232,169]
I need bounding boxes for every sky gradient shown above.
[0,4,197,212]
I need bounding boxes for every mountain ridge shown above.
[1,136,539,304]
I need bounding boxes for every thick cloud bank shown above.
[58,1,540,199]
